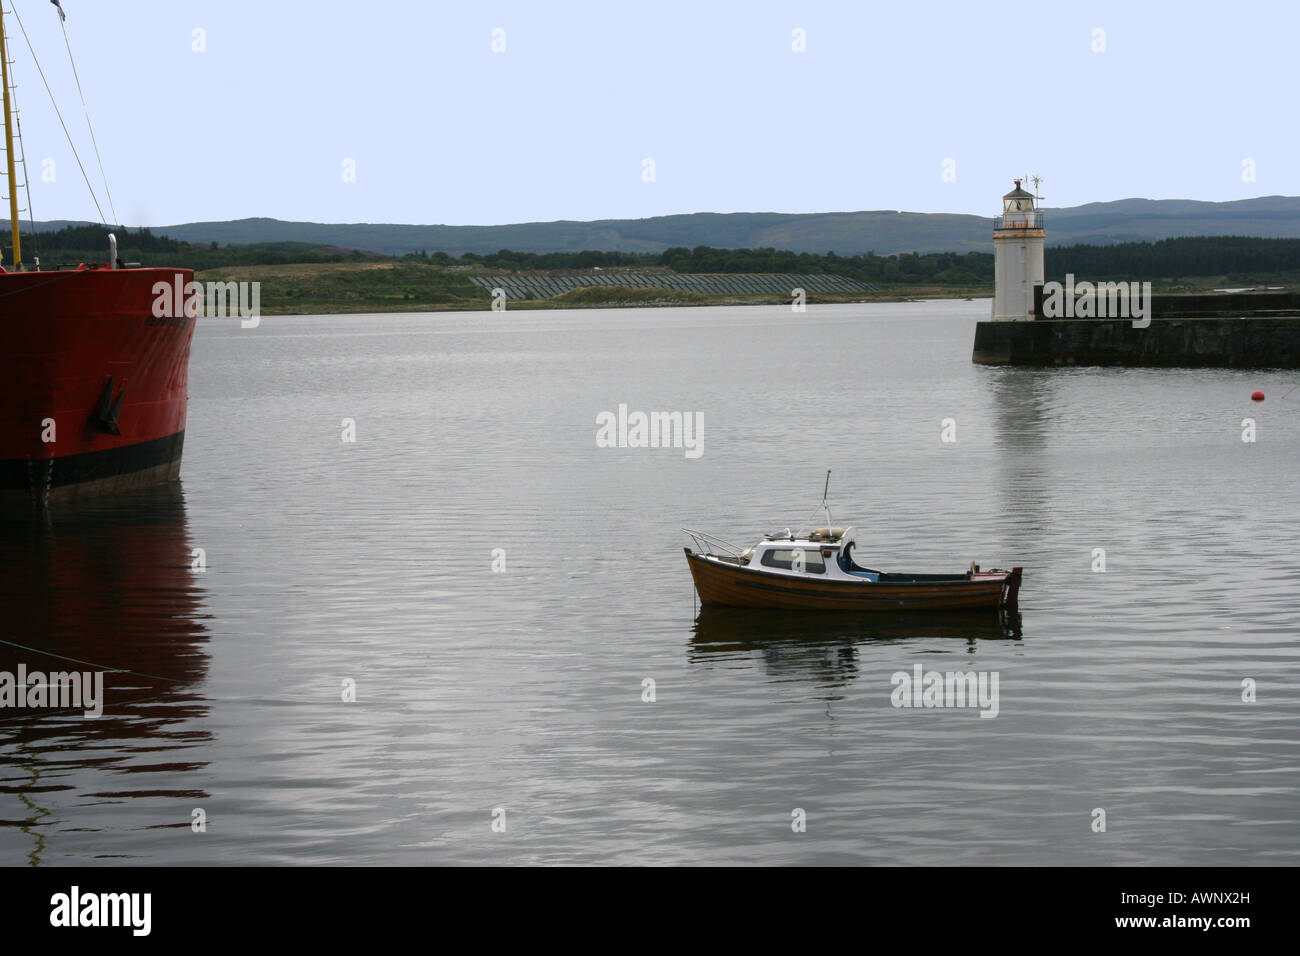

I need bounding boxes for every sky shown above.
[7,0,1298,228]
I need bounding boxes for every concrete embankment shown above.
[973,292,1300,368]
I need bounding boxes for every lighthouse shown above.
[992,179,1044,321]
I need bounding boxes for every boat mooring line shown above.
[0,636,180,684]
[0,681,389,728]
[0,686,194,727]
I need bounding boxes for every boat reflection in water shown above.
[689,606,1023,687]
[0,485,211,865]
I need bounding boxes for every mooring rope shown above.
[0,635,181,684]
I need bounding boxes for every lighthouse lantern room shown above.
[992,179,1045,321]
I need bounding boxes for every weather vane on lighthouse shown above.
[1021,174,1044,204]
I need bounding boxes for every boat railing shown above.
[682,528,747,558]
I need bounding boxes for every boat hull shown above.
[0,267,195,508]
[685,549,1022,612]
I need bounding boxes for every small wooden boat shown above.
[683,524,1022,613]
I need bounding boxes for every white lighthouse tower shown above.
[992,179,1045,321]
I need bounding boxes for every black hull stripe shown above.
[0,430,185,490]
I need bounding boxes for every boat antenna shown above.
[821,469,832,529]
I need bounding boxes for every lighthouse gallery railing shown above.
[993,213,1045,229]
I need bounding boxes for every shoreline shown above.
[250,288,994,317]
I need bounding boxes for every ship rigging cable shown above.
[16,108,37,262]
[5,79,38,260]
[8,2,107,224]
[54,1,116,224]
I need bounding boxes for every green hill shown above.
[61,196,1295,258]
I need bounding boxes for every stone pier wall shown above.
[972,317,1300,368]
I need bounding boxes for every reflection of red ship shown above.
[0,7,194,509]
[0,484,210,701]
[0,485,211,864]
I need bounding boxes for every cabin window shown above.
[760,549,826,573]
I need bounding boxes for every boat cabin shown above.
[742,527,882,582]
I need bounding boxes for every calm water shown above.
[2,300,1297,865]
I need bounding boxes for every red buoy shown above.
[1251,390,1265,402]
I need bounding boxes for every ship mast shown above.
[0,4,20,270]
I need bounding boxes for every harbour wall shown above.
[972,291,1300,368]
[972,316,1300,367]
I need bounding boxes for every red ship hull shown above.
[0,266,195,508]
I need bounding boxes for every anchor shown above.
[93,377,124,435]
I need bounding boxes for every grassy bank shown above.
[194,260,994,314]
[193,261,485,314]
[192,260,1300,316]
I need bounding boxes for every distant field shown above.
[194,261,987,314]
[195,261,487,313]
[188,259,1300,316]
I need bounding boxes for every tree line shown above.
[422,237,1300,284]
[15,225,1300,284]
[16,224,370,270]
[1044,236,1300,278]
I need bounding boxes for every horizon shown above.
[27,191,1300,232]
[7,0,1297,228]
